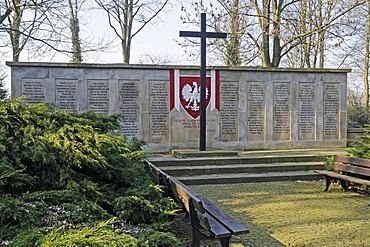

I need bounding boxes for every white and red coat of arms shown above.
[170,70,220,119]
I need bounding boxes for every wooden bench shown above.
[314,155,370,193]
[145,160,249,247]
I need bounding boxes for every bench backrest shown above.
[168,176,212,231]
[333,155,370,177]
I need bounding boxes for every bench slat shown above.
[205,212,233,239]
[200,196,249,235]
[335,155,370,168]
[168,177,232,238]
[332,163,370,177]
[314,170,370,186]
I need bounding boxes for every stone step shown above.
[149,154,325,167]
[160,162,324,177]
[177,171,323,185]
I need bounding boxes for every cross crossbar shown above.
[180,31,227,39]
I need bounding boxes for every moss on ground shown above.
[190,181,370,247]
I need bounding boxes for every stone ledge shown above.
[171,149,239,158]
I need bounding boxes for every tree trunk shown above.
[227,0,241,66]
[364,0,370,112]
[260,0,272,67]
[11,0,22,62]
[69,0,82,63]
[271,0,283,67]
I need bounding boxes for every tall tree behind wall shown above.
[179,0,255,66]
[364,0,370,111]
[250,0,365,68]
[69,0,84,63]
[180,0,365,68]
[95,0,169,63]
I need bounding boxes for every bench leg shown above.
[322,176,331,192]
[219,237,231,247]
[339,179,349,191]
[190,232,202,247]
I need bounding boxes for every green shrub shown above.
[113,185,178,224]
[9,229,45,247]
[0,98,148,194]
[323,156,335,171]
[138,229,181,247]
[0,195,45,241]
[0,99,179,245]
[347,125,370,158]
[347,104,370,128]
[40,218,138,247]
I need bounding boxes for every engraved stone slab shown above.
[22,78,45,104]
[273,82,291,141]
[247,82,265,141]
[323,82,339,139]
[149,80,170,142]
[55,79,78,112]
[88,79,109,114]
[298,83,315,140]
[119,80,140,138]
[220,81,239,141]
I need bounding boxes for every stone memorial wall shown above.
[8,62,349,151]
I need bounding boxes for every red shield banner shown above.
[170,70,220,120]
[179,76,211,119]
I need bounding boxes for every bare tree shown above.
[95,0,169,63]
[180,0,365,67]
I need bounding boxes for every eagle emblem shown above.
[182,81,209,112]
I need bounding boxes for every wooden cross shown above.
[180,13,227,151]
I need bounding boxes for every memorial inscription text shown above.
[220,82,239,141]
[247,82,265,141]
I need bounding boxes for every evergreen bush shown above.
[0,99,180,246]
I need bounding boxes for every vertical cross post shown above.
[180,13,227,151]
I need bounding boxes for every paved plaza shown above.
[173,181,370,246]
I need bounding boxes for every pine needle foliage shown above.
[347,125,370,158]
[0,98,146,194]
[40,218,138,247]
[0,99,180,245]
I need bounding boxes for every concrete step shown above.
[177,171,323,185]
[149,155,326,167]
[160,162,324,177]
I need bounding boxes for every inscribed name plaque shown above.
[273,83,291,141]
[247,82,265,141]
[119,80,140,138]
[55,79,78,112]
[22,79,45,104]
[298,83,316,140]
[87,80,109,114]
[323,83,339,139]
[220,81,239,141]
[149,81,169,142]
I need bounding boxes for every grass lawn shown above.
[189,181,370,247]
